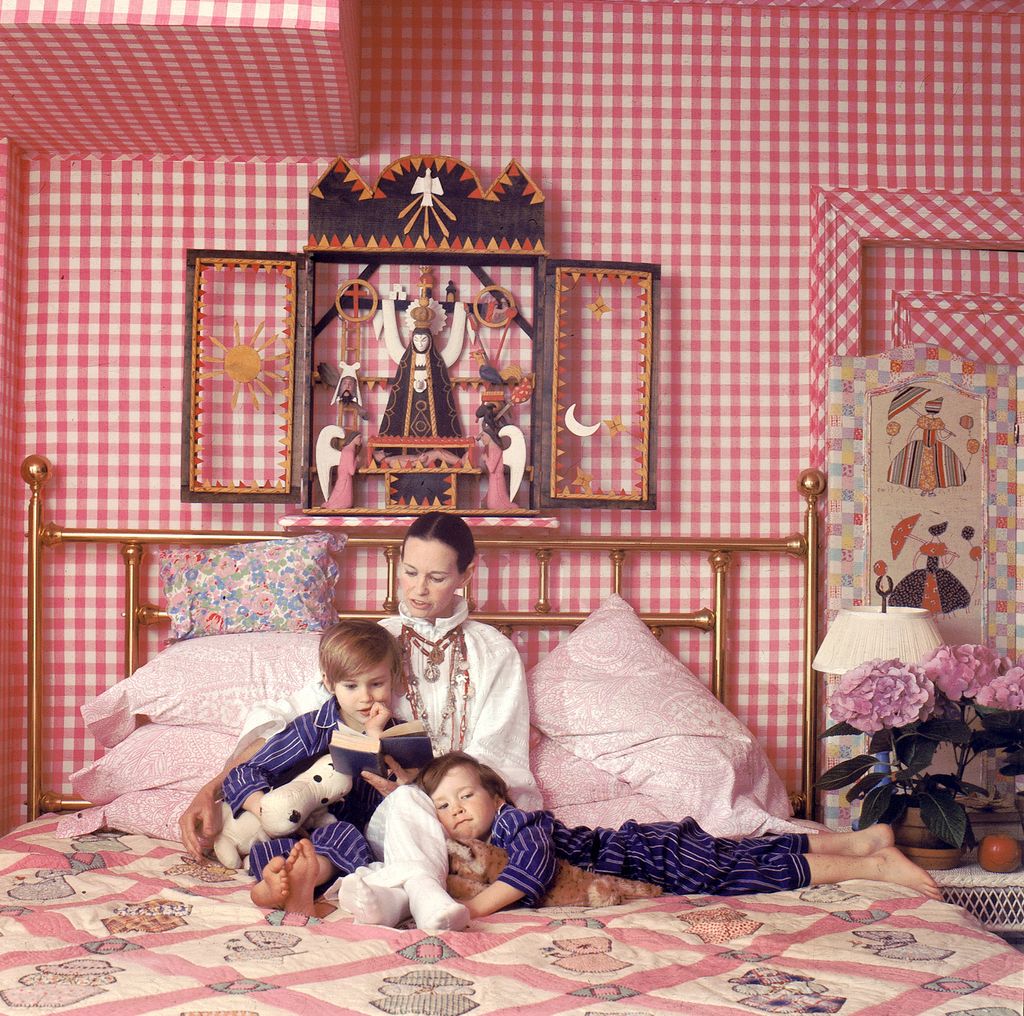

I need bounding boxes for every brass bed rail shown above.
[23,455,825,823]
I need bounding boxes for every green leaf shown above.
[977,709,1024,739]
[894,737,937,777]
[846,771,889,803]
[820,721,862,739]
[859,783,895,829]
[816,755,880,790]
[917,791,967,848]
[997,749,1024,777]
[957,781,988,798]
[916,718,971,744]
[867,731,895,753]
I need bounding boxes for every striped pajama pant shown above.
[580,818,811,896]
[248,821,374,897]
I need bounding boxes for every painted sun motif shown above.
[199,321,292,410]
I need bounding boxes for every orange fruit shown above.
[978,834,1022,873]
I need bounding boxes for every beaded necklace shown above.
[400,625,472,752]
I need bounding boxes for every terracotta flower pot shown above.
[892,807,963,870]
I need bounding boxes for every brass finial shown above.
[21,455,52,489]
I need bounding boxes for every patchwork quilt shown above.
[0,818,1020,1015]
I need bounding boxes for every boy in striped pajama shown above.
[222,620,405,918]
[419,752,941,921]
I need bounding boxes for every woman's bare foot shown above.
[871,846,942,900]
[808,824,895,857]
[250,854,290,909]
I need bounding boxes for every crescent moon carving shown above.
[564,403,601,437]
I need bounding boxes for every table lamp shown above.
[812,605,945,674]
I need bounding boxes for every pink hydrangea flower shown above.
[919,644,1007,701]
[830,658,935,733]
[974,664,1024,710]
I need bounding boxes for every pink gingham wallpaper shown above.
[3,0,1023,831]
[0,140,26,821]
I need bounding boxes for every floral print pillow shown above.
[159,534,344,640]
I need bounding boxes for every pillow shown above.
[532,729,675,828]
[528,594,802,837]
[70,724,237,803]
[159,533,344,640]
[56,788,197,842]
[82,631,324,747]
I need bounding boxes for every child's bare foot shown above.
[250,854,290,909]
[281,839,332,918]
[871,847,942,900]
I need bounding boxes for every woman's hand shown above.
[179,780,224,858]
[360,755,420,796]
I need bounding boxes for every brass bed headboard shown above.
[23,455,826,823]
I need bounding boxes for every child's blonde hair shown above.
[319,620,405,694]
[416,751,514,806]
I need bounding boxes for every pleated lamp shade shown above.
[812,606,944,674]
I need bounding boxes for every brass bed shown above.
[5,455,1021,1016]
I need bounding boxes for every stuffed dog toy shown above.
[446,838,663,907]
[213,754,352,869]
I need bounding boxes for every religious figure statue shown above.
[376,266,466,445]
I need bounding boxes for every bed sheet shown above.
[0,817,1020,1015]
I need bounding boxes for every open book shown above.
[329,719,434,780]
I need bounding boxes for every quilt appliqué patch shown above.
[372,969,478,1016]
[0,958,123,1009]
[542,936,632,974]
[729,966,846,1014]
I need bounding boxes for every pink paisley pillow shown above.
[159,533,344,641]
[82,631,323,747]
[56,788,196,842]
[528,594,800,837]
[70,724,237,804]
[532,730,675,827]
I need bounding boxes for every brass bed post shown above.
[708,550,731,703]
[799,468,826,822]
[382,544,398,614]
[22,455,51,821]
[534,548,552,613]
[120,544,145,678]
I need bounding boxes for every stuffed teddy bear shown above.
[446,838,663,907]
[213,754,353,869]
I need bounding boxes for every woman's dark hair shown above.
[416,751,513,805]
[403,512,476,573]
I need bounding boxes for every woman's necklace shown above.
[401,625,472,752]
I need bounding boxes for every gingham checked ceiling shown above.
[0,0,1019,159]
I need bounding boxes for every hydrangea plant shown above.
[818,644,1024,849]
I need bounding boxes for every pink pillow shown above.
[70,724,237,804]
[528,594,799,837]
[532,730,674,827]
[56,788,196,842]
[159,534,344,640]
[82,631,323,747]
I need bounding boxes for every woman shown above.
[179,511,539,930]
